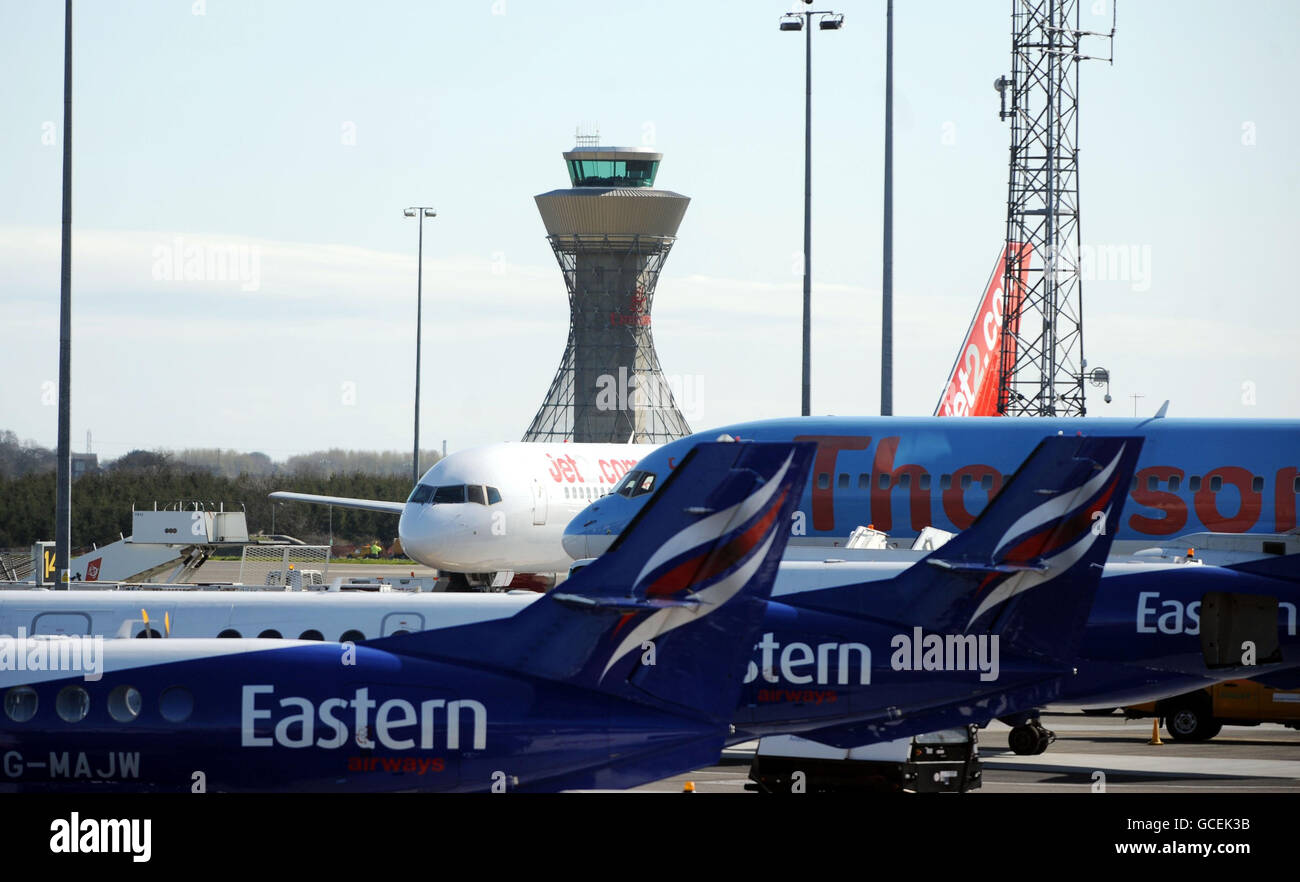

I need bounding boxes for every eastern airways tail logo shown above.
[965,443,1126,628]
[599,452,795,680]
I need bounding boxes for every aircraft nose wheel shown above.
[1008,722,1056,755]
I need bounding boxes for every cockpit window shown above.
[412,484,502,505]
[616,470,657,498]
[615,471,640,496]
[431,485,466,505]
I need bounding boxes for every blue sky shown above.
[2,0,1296,459]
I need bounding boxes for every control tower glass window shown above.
[567,159,659,188]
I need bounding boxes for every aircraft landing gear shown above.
[1008,721,1056,756]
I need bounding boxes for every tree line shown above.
[0,432,440,550]
[0,466,414,551]
[0,431,442,480]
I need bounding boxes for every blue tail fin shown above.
[797,435,1143,662]
[380,440,813,722]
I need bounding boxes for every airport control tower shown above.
[522,143,693,444]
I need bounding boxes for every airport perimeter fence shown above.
[0,549,33,581]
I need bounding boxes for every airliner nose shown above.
[562,531,614,561]
[400,503,502,571]
[562,498,628,560]
[399,504,466,569]
[398,503,437,568]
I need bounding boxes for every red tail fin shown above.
[935,243,1032,417]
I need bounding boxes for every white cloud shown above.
[2,225,1295,462]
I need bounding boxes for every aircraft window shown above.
[614,471,657,498]
[299,629,324,641]
[838,473,849,488]
[339,629,366,643]
[899,474,911,489]
[858,473,869,489]
[159,687,194,723]
[1189,476,1202,492]
[4,687,37,723]
[961,474,972,490]
[1147,475,1158,491]
[615,471,642,496]
[1210,476,1223,492]
[56,685,89,723]
[432,485,466,505]
[940,474,951,490]
[625,473,656,497]
[981,474,993,491]
[107,685,142,723]
[920,473,931,490]
[817,473,830,490]
[1168,476,1181,492]
[1295,476,1300,494]
[217,629,241,638]
[1252,476,1264,493]
[259,629,282,639]
[565,487,571,499]
[487,486,502,505]
[878,474,890,490]
[467,485,486,506]
[408,484,435,504]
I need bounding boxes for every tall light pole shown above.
[880,0,894,416]
[781,7,844,417]
[55,0,73,586]
[403,206,436,487]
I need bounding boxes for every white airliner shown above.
[270,441,657,588]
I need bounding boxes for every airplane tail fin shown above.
[380,440,813,723]
[800,435,1143,663]
[935,242,1032,417]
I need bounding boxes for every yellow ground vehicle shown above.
[1125,680,1300,741]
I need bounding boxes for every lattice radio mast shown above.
[994,0,1115,416]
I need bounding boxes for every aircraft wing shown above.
[268,491,405,514]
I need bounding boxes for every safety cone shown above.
[1148,718,1164,745]
[682,781,696,793]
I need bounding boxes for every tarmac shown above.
[630,712,1300,793]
